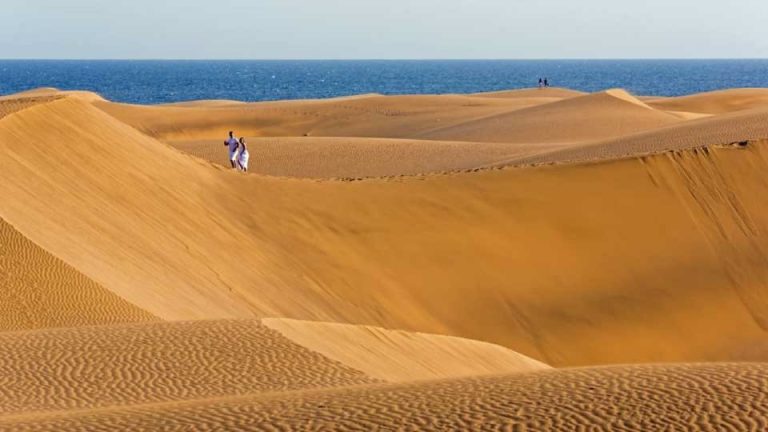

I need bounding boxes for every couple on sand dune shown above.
[224,131,250,172]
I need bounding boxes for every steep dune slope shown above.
[4,364,767,431]
[3,93,768,367]
[0,218,156,331]
[0,96,306,321]
[263,318,549,382]
[235,143,768,366]
[421,89,683,143]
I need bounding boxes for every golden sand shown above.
[3,362,767,431]
[2,86,768,430]
[0,218,155,331]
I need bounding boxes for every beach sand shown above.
[2,86,768,430]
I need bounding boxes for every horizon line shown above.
[2,57,768,62]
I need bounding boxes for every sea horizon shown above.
[3,59,768,104]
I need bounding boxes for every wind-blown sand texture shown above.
[0,218,155,331]
[3,86,768,430]
[0,320,380,415]
[3,364,766,431]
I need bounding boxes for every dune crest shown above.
[472,86,586,99]
[420,88,683,144]
[95,91,571,141]
[648,88,768,114]
[604,88,655,109]
[0,87,105,103]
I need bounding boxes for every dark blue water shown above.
[2,60,768,104]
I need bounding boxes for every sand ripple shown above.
[2,364,766,431]
[0,218,155,331]
[0,320,379,416]
[0,97,59,120]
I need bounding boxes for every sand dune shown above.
[0,88,62,102]
[3,364,766,431]
[0,96,61,120]
[472,86,586,99]
[0,320,380,416]
[159,99,247,107]
[0,319,544,420]
[0,87,103,103]
[95,92,568,142]
[3,92,768,367]
[509,106,768,166]
[263,318,549,382]
[0,218,155,331]
[421,89,683,143]
[647,88,768,114]
[169,136,567,178]
[0,96,273,321]
[98,87,683,145]
[4,86,768,429]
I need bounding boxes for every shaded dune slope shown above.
[0,218,156,331]
[4,364,767,431]
[0,96,322,322]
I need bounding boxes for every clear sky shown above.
[3,0,768,59]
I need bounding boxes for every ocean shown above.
[2,60,768,104]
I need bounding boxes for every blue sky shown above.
[3,0,768,59]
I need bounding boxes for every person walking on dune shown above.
[237,137,250,172]
[224,131,240,169]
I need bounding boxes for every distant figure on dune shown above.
[238,137,250,172]
[544,78,550,87]
[538,78,543,88]
[224,131,240,169]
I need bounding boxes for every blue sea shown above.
[2,60,768,105]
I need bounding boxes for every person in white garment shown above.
[237,137,250,172]
[223,131,240,169]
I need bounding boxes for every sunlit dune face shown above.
[3,87,768,430]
